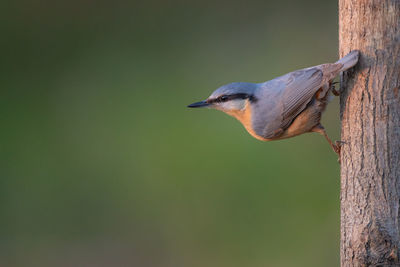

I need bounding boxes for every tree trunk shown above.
[339,0,400,266]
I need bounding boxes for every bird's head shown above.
[187,82,258,114]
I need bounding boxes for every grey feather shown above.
[252,50,358,139]
[252,68,323,139]
[336,50,359,71]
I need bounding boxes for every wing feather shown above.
[261,68,323,138]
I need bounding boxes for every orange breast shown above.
[226,101,269,141]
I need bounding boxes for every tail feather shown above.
[336,50,360,71]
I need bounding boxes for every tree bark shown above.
[339,0,400,266]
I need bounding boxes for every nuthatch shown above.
[188,50,359,155]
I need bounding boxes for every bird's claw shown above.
[331,82,341,96]
[334,140,346,164]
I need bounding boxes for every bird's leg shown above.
[330,81,340,96]
[316,83,332,101]
[312,124,343,156]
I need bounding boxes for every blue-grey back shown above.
[251,68,323,138]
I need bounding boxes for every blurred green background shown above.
[1,0,341,266]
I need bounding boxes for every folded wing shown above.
[253,67,324,139]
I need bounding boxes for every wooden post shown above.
[339,0,400,266]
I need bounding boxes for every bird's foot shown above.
[331,82,340,96]
[333,140,345,154]
[333,140,346,164]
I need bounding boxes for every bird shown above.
[187,50,359,155]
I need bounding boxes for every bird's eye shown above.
[219,95,228,102]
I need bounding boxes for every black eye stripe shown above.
[209,94,256,103]
[230,93,250,100]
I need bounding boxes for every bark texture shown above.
[339,0,400,266]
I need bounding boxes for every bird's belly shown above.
[279,97,328,139]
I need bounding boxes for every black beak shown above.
[187,100,209,108]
